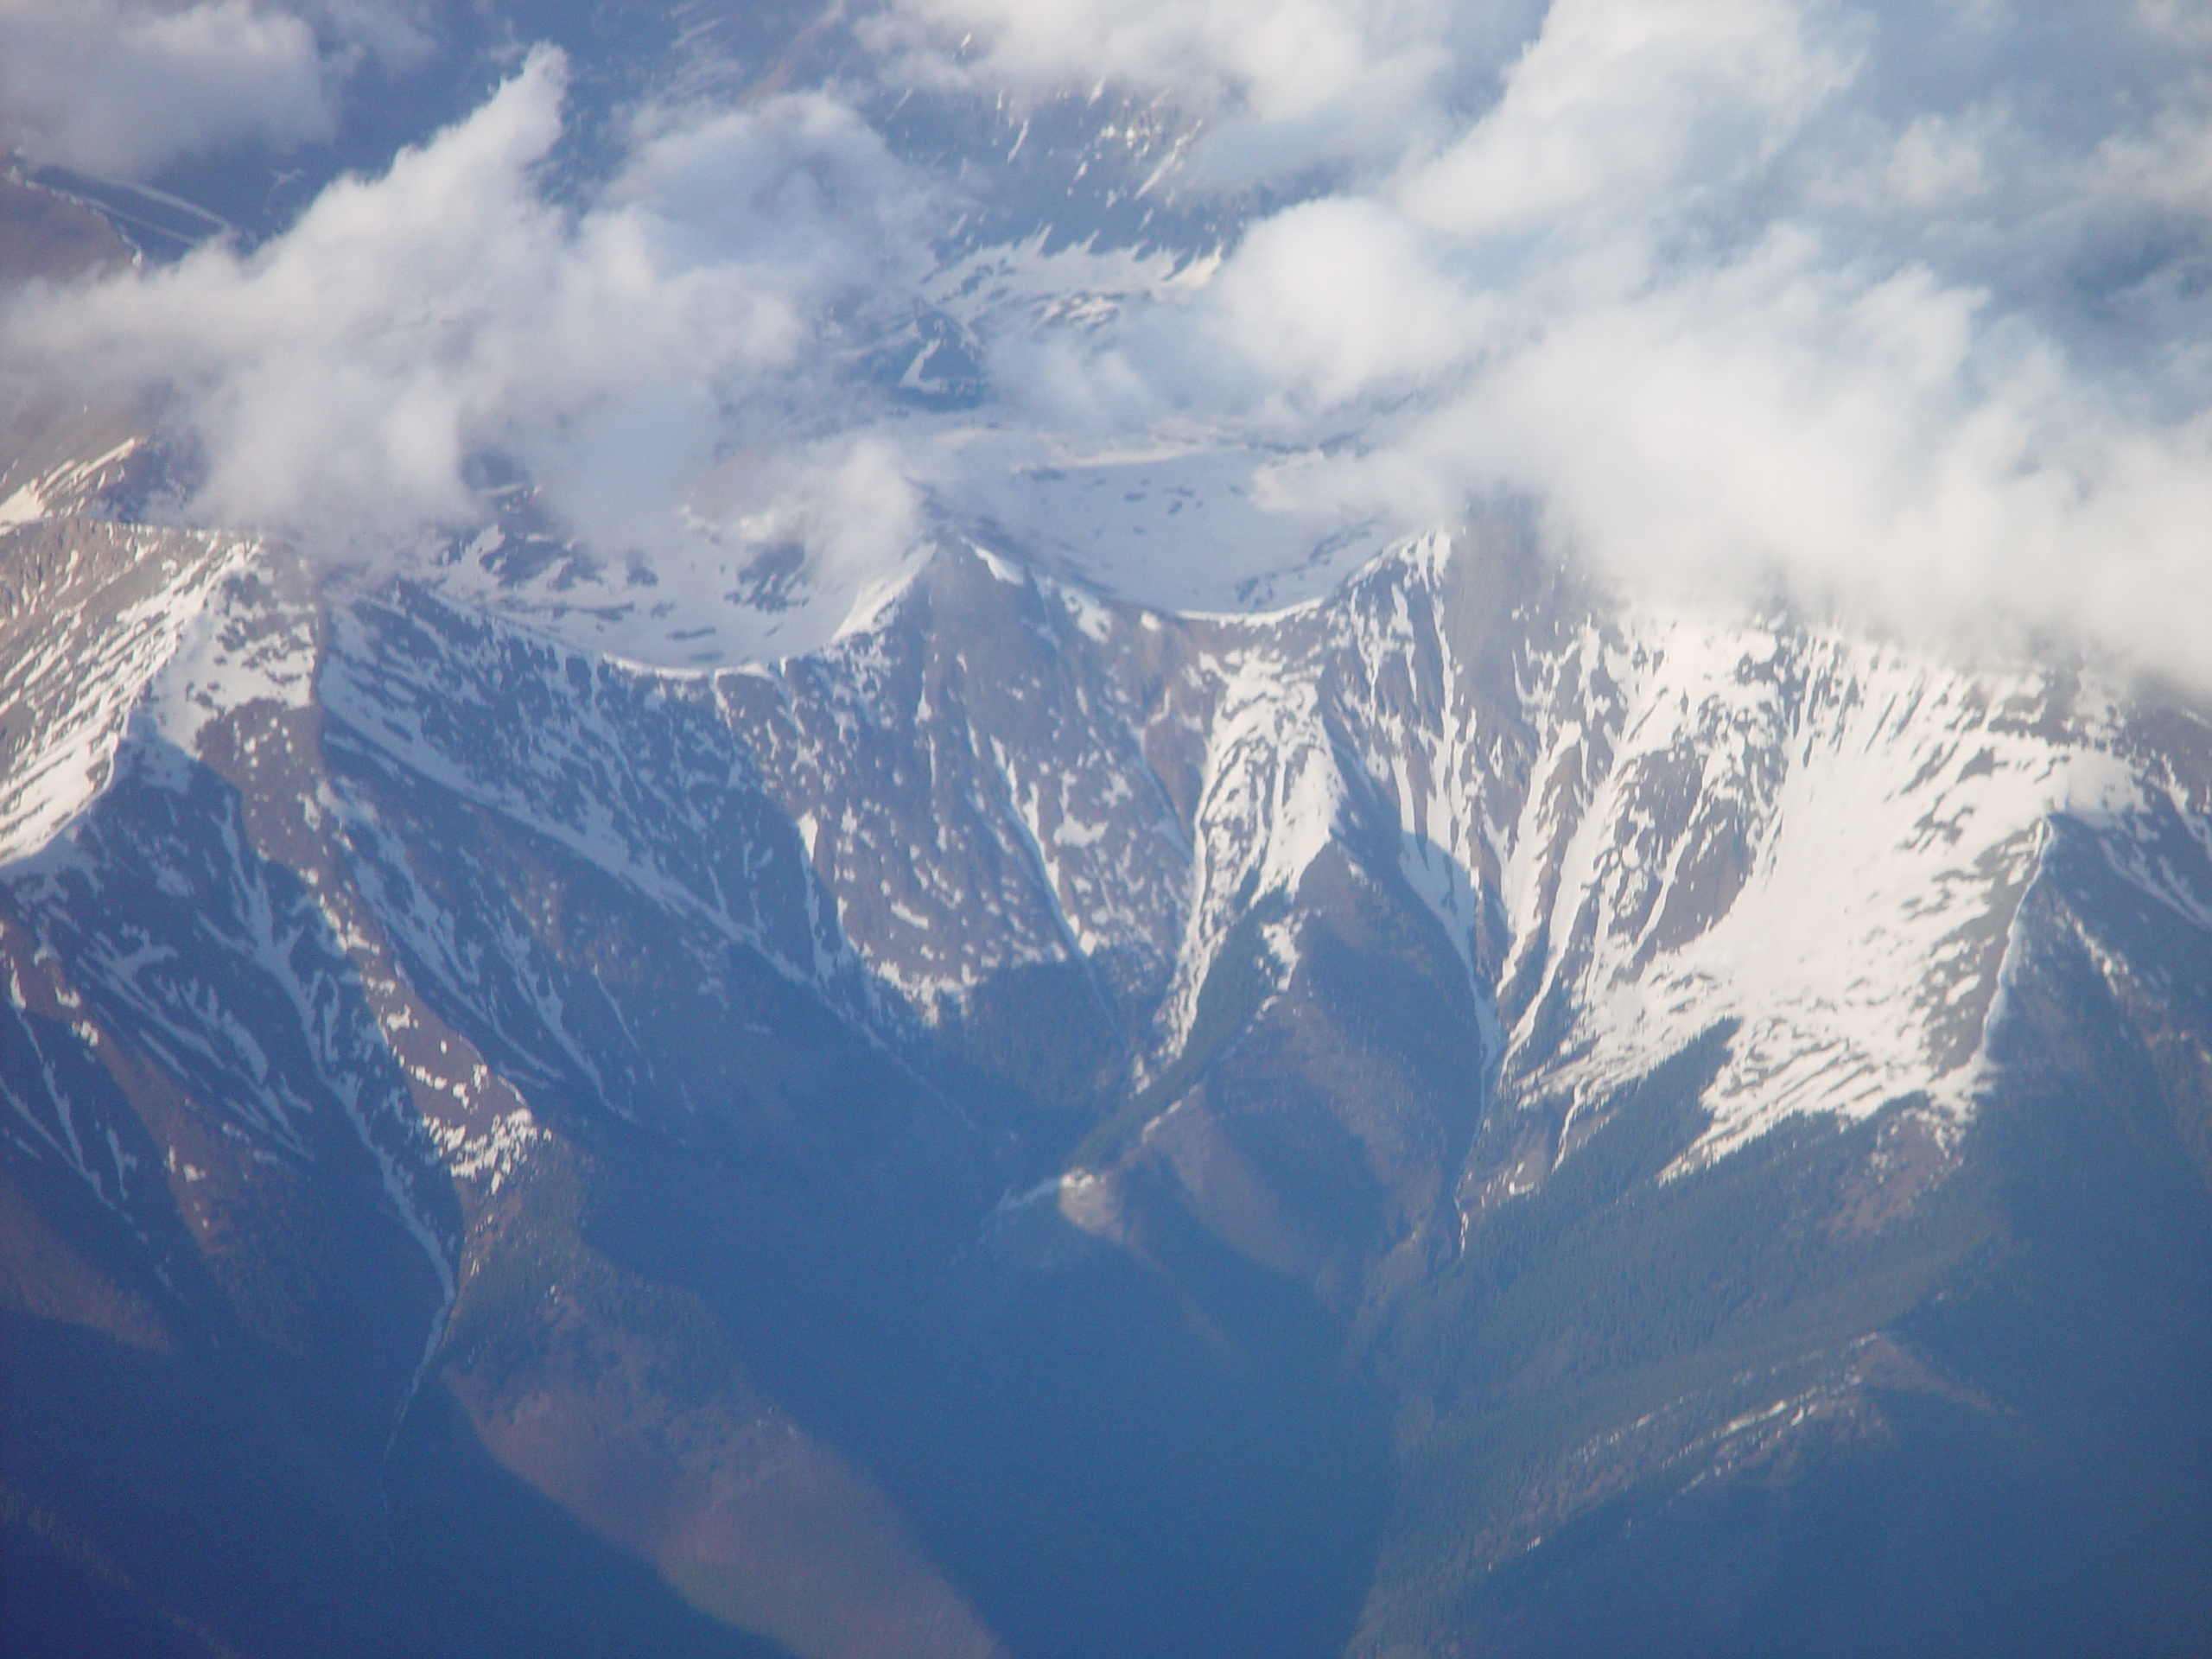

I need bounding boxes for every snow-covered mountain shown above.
[4,0,2212,1647]
[3,399,2209,1656]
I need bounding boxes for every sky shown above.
[2,0,2210,679]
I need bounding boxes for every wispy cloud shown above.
[912,0,2212,676]
[4,1,2209,682]
[0,0,427,178]
[3,44,927,567]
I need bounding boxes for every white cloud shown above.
[1405,241,2212,644]
[887,0,1449,120]
[1398,0,1859,238]
[918,0,2212,684]
[0,0,423,178]
[874,0,1548,182]
[3,0,2210,686]
[7,48,571,530]
[705,435,923,591]
[1208,197,1483,410]
[1,45,931,569]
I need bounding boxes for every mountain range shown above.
[3,334,2209,1653]
[4,4,2212,1653]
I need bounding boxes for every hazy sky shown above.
[3,0,2210,679]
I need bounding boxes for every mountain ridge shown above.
[2,446,2209,1656]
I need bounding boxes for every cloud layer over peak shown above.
[3,0,2209,682]
[5,45,927,569]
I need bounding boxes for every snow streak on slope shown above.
[721,543,1193,1019]
[0,518,246,862]
[3,545,466,1307]
[1059,530,2212,1177]
[7,494,2208,1225]
[1493,615,2143,1166]
[499,520,2204,1181]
